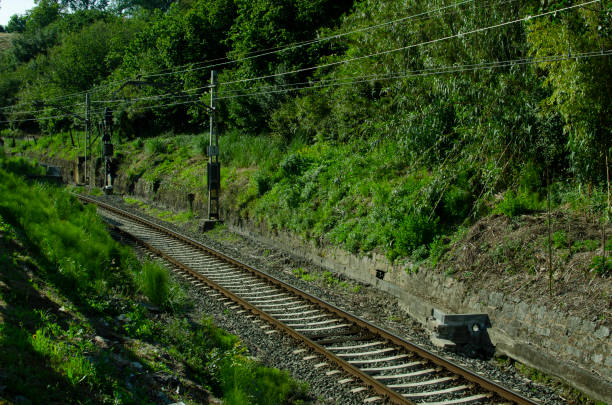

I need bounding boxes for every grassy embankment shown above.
[6,130,611,279]
[0,151,307,404]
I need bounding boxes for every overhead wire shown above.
[0,0,539,113]
[215,50,612,100]
[140,0,485,79]
[0,0,503,110]
[3,48,609,125]
[219,0,601,86]
[53,0,599,110]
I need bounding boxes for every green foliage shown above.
[571,239,600,254]
[0,158,134,306]
[2,0,611,266]
[218,130,284,170]
[0,156,45,177]
[293,267,316,282]
[144,137,167,155]
[591,255,612,276]
[552,230,567,249]
[252,171,272,196]
[527,3,612,183]
[495,189,543,218]
[0,155,305,404]
[30,326,96,384]
[136,261,170,309]
[279,153,309,176]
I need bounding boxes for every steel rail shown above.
[79,194,537,405]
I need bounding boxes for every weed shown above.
[253,171,272,195]
[591,255,611,276]
[136,261,169,309]
[495,189,543,218]
[571,239,599,254]
[292,267,316,282]
[322,271,339,285]
[30,328,96,384]
[145,138,166,155]
[552,230,567,249]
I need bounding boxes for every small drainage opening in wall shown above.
[376,269,385,280]
[153,180,161,193]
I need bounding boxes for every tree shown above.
[527,2,612,183]
[59,0,109,10]
[111,0,176,14]
[6,15,27,33]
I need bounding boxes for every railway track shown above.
[79,194,537,405]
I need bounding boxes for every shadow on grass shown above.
[0,231,161,404]
[0,238,91,403]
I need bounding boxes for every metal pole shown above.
[208,70,219,220]
[209,70,216,155]
[85,92,90,186]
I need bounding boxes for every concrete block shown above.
[594,326,610,339]
[566,345,582,359]
[535,306,547,321]
[489,291,504,307]
[516,302,530,321]
[506,320,520,337]
[535,325,551,337]
[582,319,597,333]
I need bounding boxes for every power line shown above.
[0,0,524,113]
[140,0,485,79]
[3,49,608,124]
[219,0,601,86]
[215,50,612,101]
[0,84,112,112]
[71,1,601,107]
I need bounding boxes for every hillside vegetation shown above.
[0,0,610,269]
[0,154,307,404]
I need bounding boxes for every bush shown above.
[144,138,166,155]
[252,171,272,196]
[0,159,135,307]
[552,230,567,249]
[136,261,169,308]
[591,255,611,276]
[388,214,438,261]
[279,153,308,176]
[0,157,45,177]
[495,189,542,218]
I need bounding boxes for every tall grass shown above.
[219,130,285,170]
[136,261,169,308]
[0,159,133,306]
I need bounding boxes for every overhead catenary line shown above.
[0,0,541,114]
[214,49,611,98]
[141,0,486,79]
[64,0,603,110]
[90,84,213,105]
[215,50,612,100]
[0,0,504,111]
[0,84,113,112]
[3,48,609,125]
[219,0,601,86]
